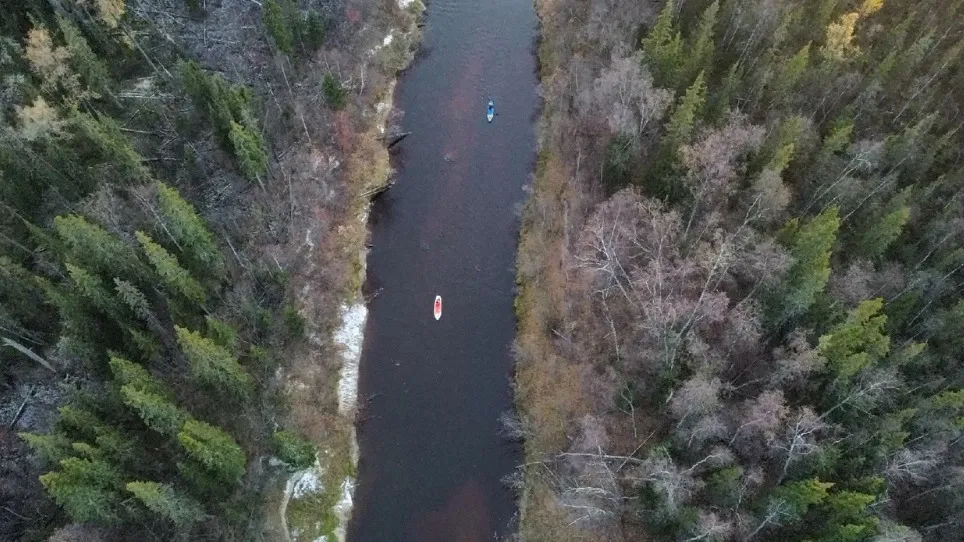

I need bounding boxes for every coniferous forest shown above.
[0,0,419,540]
[515,0,964,540]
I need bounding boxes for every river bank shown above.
[512,0,657,540]
[269,2,425,541]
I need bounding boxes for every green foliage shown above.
[664,71,706,150]
[206,316,239,352]
[71,111,148,182]
[322,73,347,109]
[176,419,246,485]
[706,466,742,508]
[770,478,833,522]
[108,356,166,396]
[272,430,316,469]
[282,304,306,339]
[175,325,253,398]
[19,432,73,463]
[641,0,683,87]
[126,481,206,526]
[263,0,294,55]
[855,205,909,260]
[54,214,142,280]
[648,72,706,199]
[155,183,225,279]
[228,120,268,181]
[40,457,122,524]
[683,0,718,84]
[769,206,840,328]
[135,230,207,303]
[818,298,890,379]
[121,385,187,436]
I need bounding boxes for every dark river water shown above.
[346,0,539,540]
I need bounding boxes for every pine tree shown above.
[71,111,148,182]
[135,230,207,303]
[769,206,840,327]
[228,120,268,182]
[65,263,120,318]
[641,0,683,88]
[113,277,152,321]
[818,298,890,379]
[663,71,706,152]
[56,16,111,100]
[126,481,206,526]
[121,385,187,436]
[855,205,909,260]
[54,214,142,280]
[155,183,226,279]
[683,0,718,85]
[19,431,73,463]
[272,430,316,469]
[40,457,122,524]
[176,419,246,484]
[263,0,294,55]
[772,43,811,105]
[647,71,706,199]
[175,325,253,398]
[108,356,166,396]
[769,478,834,522]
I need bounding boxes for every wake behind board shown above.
[434,295,442,320]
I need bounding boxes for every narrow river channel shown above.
[346,0,539,539]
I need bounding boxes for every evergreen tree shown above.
[263,0,294,55]
[175,325,253,398]
[126,481,206,526]
[683,0,718,85]
[155,183,226,279]
[272,430,316,469]
[769,206,840,328]
[135,230,207,304]
[176,419,246,485]
[40,457,122,524]
[818,298,890,379]
[54,214,142,280]
[855,205,909,260]
[121,386,187,436]
[228,120,268,182]
[641,0,683,88]
[108,356,166,396]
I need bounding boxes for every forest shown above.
[514,0,964,540]
[0,0,419,540]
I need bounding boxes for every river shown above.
[346,0,539,540]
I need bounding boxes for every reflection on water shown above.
[346,0,539,540]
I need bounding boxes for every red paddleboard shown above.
[434,295,442,320]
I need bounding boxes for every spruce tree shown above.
[641,0,683,88]
[126,481,206,526]
[176,419,246,485]
[121,385,187,436]
[135,230,207,304]
[683,0,718,85]
[263,0,294,55]
[228,120,268,182]
[769,206,840,328]
[40,457,122,524]
[818,298,890,379]
[54,215,142,280]
[155,183,226,279]
[175,325,253,398]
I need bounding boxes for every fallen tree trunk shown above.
[384,131,412,148]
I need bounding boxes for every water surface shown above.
[347,0,539,539]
